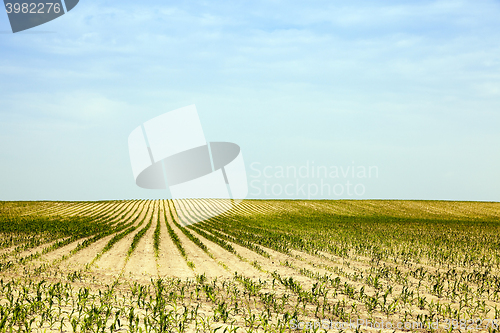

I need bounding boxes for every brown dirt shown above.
[156,201,194,279]
[91,201,154,281]
[167,200,230,278]
[123,201,159,282]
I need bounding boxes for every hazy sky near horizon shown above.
[0,0,499,201]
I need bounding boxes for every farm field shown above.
[0,199,500,332]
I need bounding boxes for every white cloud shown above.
[1,91,131,125]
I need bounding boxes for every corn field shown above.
[0,199,499,332]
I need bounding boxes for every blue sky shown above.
[0,0,499,201]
